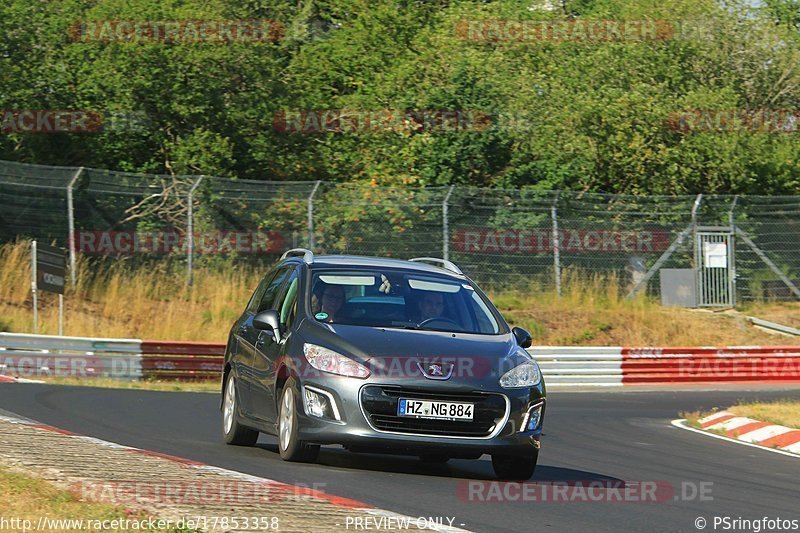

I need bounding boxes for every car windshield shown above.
[309,269,502,334]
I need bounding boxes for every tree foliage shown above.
[1,0,799,194]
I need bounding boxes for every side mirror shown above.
[253,309,282,342]
[512,326,533,349]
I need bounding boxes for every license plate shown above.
[397,398,474,420]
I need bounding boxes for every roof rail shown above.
[281,248,314,264]
[408,257,463,275]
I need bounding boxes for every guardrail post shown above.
[307,180,322,251]
[67,167,84,288]
[442,185,455,261]
[551,192,561,297]
[186,176,204,287]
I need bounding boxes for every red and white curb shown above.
[0,413,470,532]
[671,411,800,458]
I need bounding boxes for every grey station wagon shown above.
[221,250,546,479]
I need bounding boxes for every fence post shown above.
[728,195,738,307]
[442,185,455,260]
[551,192,561,297]
[66,166,84,288]
[31,240,38,334]
[186,176,204,287]
[691,194,703,304]
[307,180,322,251]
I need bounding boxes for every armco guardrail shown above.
[747,316,800,337]
[140,340,224,380]
[0,333,222,381]
[529,347,623,386]
[0,332,143,380]
[621,346,800,384]
[1,333,799,385]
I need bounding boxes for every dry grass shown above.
[32,376,220,393]
[489,269,800,346]
[0,240,258,341]
[730,399,800,429]
[680,410,704,428]
[2,240,799,346]
[0,466,194,532]
[743,301,800,329]
[679,409,729,437]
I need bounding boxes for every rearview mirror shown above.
[512,326,533,349]
[253,309,281,342]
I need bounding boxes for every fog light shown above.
[522,403,543,432]
[305,389,327,418]
[303,386,341,421]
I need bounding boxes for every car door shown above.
[247,265,293,421]
[251,266,300,423]
[230,271,271,414]
[236,267,288,416]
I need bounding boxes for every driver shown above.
[312,283,345,323]
[418,291,445,322]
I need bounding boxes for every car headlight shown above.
[499,361,541,388]
[303,343,370,379]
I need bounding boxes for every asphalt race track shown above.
[1,384,799,532]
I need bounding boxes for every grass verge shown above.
[682,399,800,433]
[729,399,800,429]
[0,465,197,532]
[28,376,219,393]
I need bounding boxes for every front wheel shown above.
[222,373,259,446]
[491,451,538,480]
[277,378,320,462]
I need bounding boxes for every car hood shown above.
[301,321,529,373]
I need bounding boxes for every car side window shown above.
[246,271,276,314]
[276,269,299,329]
[257,266,291,313]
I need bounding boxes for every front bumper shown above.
[296,378,545,457]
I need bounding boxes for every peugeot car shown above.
[221,249,546,479]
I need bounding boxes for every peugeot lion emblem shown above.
[418,361,453,380]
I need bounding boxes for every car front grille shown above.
[360,386,507,438]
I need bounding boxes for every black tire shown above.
[277,378,320,462]
[222,373,259,446]
[419,454,450,464]
[491,451,538,480]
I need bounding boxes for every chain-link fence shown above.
[2,159,799,304]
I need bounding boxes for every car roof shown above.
[285,254,466,279]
